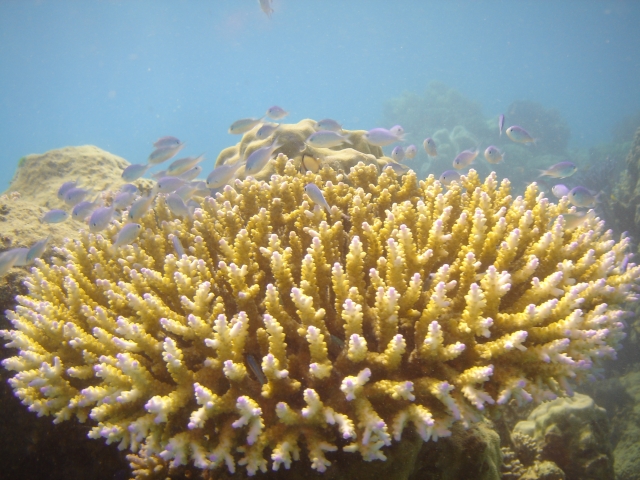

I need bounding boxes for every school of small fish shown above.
[1,107,607,278]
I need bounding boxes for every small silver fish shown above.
[391,146,405,162]
[64,187,89,207]
[89,205,116,233]
[111,223,142,252]
[113,191,137,210]
[499,114,505,136]
[172,235,186,257]
[178,165,203,182]
[166,193,193,219]
[150,169,168,180]
[266,105,288,120]
[246,354,266,385]
[166,155,205,177]
[453,149,479,170]
[120,184,139,194]
[148,143,185,165]
[551,184,570,198]
[306,130,352,148]
[229,117,263,135]
[128,193,157,221]
[314,118,342,132]
[506,126,536,144]
[383,163,411,175]
[390,125,404,137]
[153,136,181,148]
[57,181,77,200]
[404,144,417,160]
[484,146,504,164]
[258,0,274,19]
[539,162,577,179]
[423,137,437,157]
[189,181,210,197]
[255,123,279,140]
[439,170,461,186]
[26,237,50,263]
[122,163,149,181]
[42,209,69,224]
[72,200,100,221]
[364,128,403,147]
[157,176,187,194]
[206,162,245,189]
[245,141,283,176]
[559,212,589,230]
[0,249,23,276]
[304,183,331,214]
[568,186,599,208]
[174,183,198,200]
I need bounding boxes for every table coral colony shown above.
[2,154,638,476]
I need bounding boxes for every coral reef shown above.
[2,151,637,477]
[607,370,640,480]
[513,393,613,480]
[608,127,640,242]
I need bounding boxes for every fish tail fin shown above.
[538,169,548,177]
[344,133,354,145]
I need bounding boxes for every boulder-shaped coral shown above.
[514,393,613,480]
[1,156,637,476]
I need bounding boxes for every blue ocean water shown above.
[0,1,639,191]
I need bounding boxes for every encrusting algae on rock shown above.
[1,153,638,477]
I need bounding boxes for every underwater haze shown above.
[0,0,639,191]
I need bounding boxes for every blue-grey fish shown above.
[172,235,186,257]
[266,105,288,120]
[26,237,50,263]
[304,183,331,214]
[166,193,193,219]
[128,193,156,221]
[174,183,198,200]
[122,163,149,181]
[551,184,570,198]
[113,191,137,210]
[12,248,30,267]
[306,130,352,148]
[120,184,139,194]
[391,146,405,162]
[57,181,77,200]
[314,118,342,132]
[404,144,417,160]
[153,136,181,148]
[256,123,279,140]
[206,162,245,189]
[42,209,69,223]
[439,170,461,186]
[111,223,142,253]
[72,199,101,221]
[246,354,266,385]
[390,125,405,138]
[453,149,479,169]
[364,128,403,147]
[157,176,187,194]
[484,146,504,164]
[64,187,90,207]
[229,117,263,135]
[150,169,168,180]
[245,141,283,176]
[166,155,205,177]
[89,205,116,233]
[506,126,536,144]
[539,162,577,179]
[0,248,23,276]
[569,186,600,208]
[423,137,437,157]
[258,0,274,19]
[499,114,505,136]
[383,163,411,175]
[148,143,185,165]
[178,165,202,181]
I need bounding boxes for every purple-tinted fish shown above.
[64,187,90,207]
[122,163,149,181]
[157,176,187,194]
[89,205,116,233]
[484,146,504,164]
[453,149,479,170]
[383,163,411,175]
[391,146,405,162]
[506,126,536,144]
[153,136,181,148]
[229,117,263,135]
[569,186,600,208]
[128,192,157,221]
[178,165,202,182]
[72,199,101,221]
[304,183,331,214]
[314,119,342,132]
[306,130,352,148]
[57,181,77,200]
[539,162,577,179]
[120,184,139,194]
[206,162,245,189]
[551,184,570,198]
[423,138,437,157]
[390,125,405,137]
[439,170,461,186]
[363,128,403,147]
[148,143,185,165]
[499,114,505,136]
[404,145,417,160]
[256,123,279,140]
[266,105,288,120]
[167,155,204,177]
[245,141,283,175]
[42,209,69,224]
[113,191,137,210]
[111,223,142,253]
[166,193,193,219]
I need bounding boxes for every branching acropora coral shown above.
[2,154,638,476]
